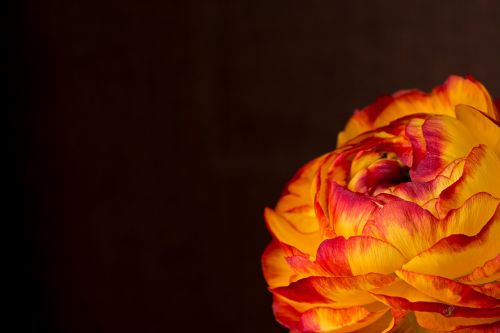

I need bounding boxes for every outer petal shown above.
[410,115,478,182]
[438,145,500,214]
[262,240,296,288]
[272,273,395,307]
[455,104,500,159]
[327,182,379,238]
[414,311,500,332]
[264,208,323,256]
[314,236,406,276]
[402,207,500,279]
[364,193,498,260]
[395,270,500,308]
[372,280,500,318]
[458,255,500,285]
[300,306,388,332]
[375,75,498,129]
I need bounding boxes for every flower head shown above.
[262,76,500,332]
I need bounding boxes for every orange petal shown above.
[264,208,323,256]
[363,200,439,259]
[327,182,379,238]
[455,104,500,159]
[365,192,498,260]
[315,236,406,276]
[262,240,296,288]
[300,306,388,332]
[276,154,327,213]
[410,115,479,182]
[402,206,500,279]
[272,273,395,307]
[438,145,500,215]
[415,311,500,332]
[458,255,500,285]
[396,270,500,308]
[338,76,498,147]
[372,280,500,319]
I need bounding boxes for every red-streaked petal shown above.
[438,145,500,215]
[402,207,500,279]
[327,182,379,238]
[410,115,478,182]
[300,306,388,332]
[315,236,406,276]
[337,95,394,147]
[455,104,500,158]
[458,255,500,285]
[372,280,500,318]
[362,200,439,259]
[364,193,498,260]
[262,240,296,288]
[272,295,303,331]
[396,270,500,308]
[264,208,323,256]
[415,311,500,332]
[272,273,396,307]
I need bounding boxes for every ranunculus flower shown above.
[262,76,500,332]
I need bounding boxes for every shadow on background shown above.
[7,1,500,332]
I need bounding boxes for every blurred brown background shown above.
[6,1,500,332]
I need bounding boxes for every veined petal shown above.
[365,193,498,260]
[262,240,296,288]
[300,306,388,332]
[327,182,379,238]
[264,208,323,256]
[372,280,500,318]
[458,255,500,285]
[337,96,394,147]
[272,273,395,307]
[277,155,327,213]
[316,236,406,276]
[410,115,478,182]
[455,104,500,159]
[362,200,439,259]
[395,270,500,308]
[402,206,500,279]
[438,145,500,215]
[415,311,500,332]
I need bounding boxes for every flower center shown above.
[347,151,411,195]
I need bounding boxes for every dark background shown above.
[7,1,500,332]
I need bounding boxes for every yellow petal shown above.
[264,208,323,256]
[402,201,500,279]
[455,104,500,158]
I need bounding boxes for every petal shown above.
[277,155,327,213]
[438,145,500,214]
[402,205,500,279]
[337,95,394,147]
[272,273,396,307]
[410,115,478,182]
[458,255,500,285]
[415,311,500,332]
[395,270,500,308]
[455,104,500,159]
[264,208,323,256]
[362,200,439,259]
[327,182,379,238]
[262,240,296,288]
[338,76,498,147]
[315,236,406,276]
[372,280,500,318]
[364,193,498,260]
[272,295,303,331]
[300,306,388,332]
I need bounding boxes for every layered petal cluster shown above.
[262,76,500,332]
